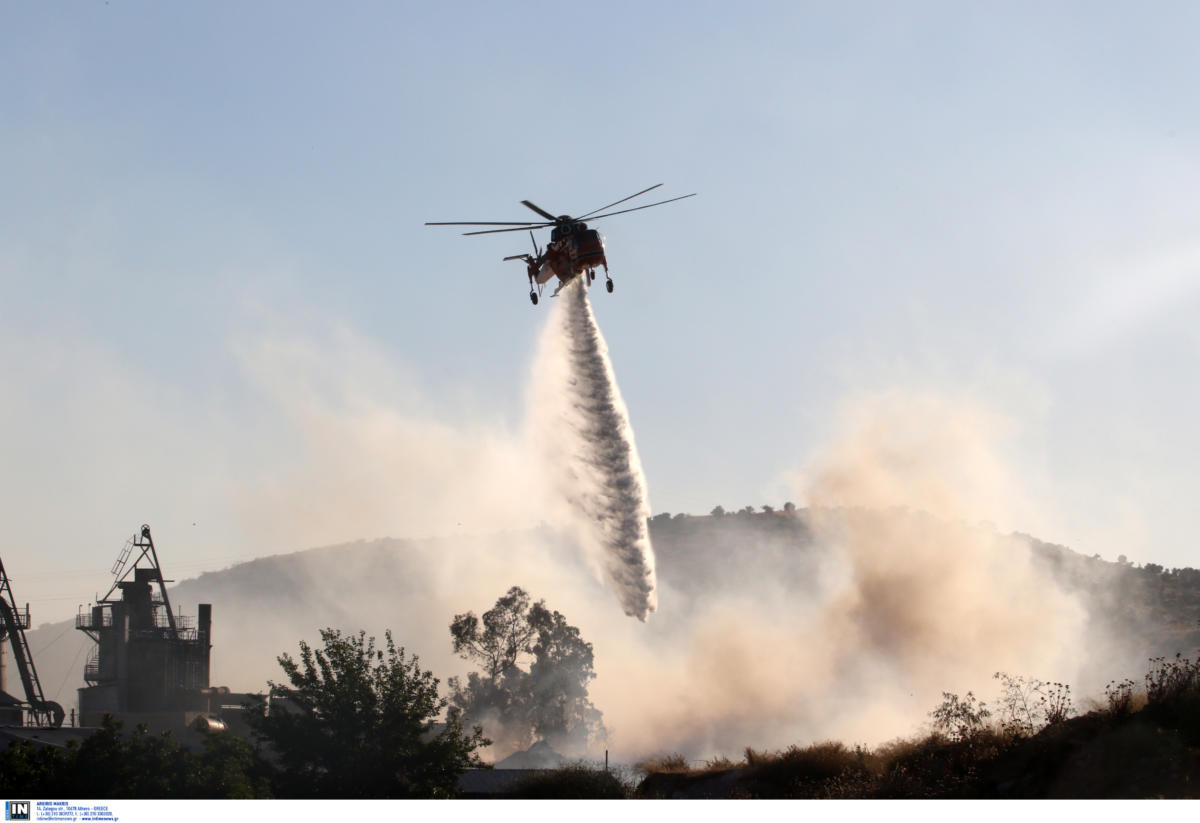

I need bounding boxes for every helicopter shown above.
[426,184,695,305]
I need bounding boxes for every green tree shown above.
[526,606,605,751]
[0,717,270,798]
[450,587,604,756]
[250,628,487,798]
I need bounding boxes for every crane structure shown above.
[0,555,65,727]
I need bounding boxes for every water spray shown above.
[532,279,657,620]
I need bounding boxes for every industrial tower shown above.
[75,525,215,729]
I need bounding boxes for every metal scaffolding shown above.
[0,555,65,727]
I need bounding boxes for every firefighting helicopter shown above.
[426,184,695,305]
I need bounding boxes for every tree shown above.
[450,587,537,681]
[450,587,604,756]
[710,505,726,517]
[250,628,486,798]
[0,717,271,798]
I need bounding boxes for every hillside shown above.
[20,508,1200,758]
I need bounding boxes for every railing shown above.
[83,649,101,684]
[155,612,194,631]
[75,609,196,632]
[9,604,31,630]
[129,626,199,642]
[75,611,113,630]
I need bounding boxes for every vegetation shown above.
[992,673,1073,738]
[8,508,1200,798]
[635,651,1200,798]
[928,691,992,742]
[248,628,487,798]
[0,718,271,798]
[1,627,488,799]
[506,764,631,798]
[448,586,604,756]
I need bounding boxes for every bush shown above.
[507,765,629,798]
[748,742,867,797]
[993,673,1074,738]
[929,691,991,742]
[1145,653,1200,706]
[1104,679,1139,717]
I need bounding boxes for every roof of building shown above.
[0,726,97,750]
[493,739,569,769]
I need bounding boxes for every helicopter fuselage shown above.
[540,222,606,284]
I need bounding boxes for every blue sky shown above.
[3,2,1200,620]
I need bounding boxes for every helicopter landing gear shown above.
[605,277,614,293]
[587,269,595,283]
[529,290,538,305]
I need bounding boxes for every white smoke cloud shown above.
[577,391,1091,758]
[227,327,546,550]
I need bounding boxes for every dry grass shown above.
[633,652,1200,799]
[634,752,691,774]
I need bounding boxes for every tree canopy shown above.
[0,718,270,798]
[250,628,487,798]
[449,586,604,756]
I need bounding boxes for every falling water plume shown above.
[531,278,657,620]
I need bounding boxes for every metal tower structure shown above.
[0,555,65,727]
[75,525,212,727]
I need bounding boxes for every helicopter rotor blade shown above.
[426,220,546,226]
[521,200,557,221]
[583,193,697,222]
[576,183,663,220]
[463,223,554,236]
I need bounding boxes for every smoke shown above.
[23,320,1115,763]
[580,391,1092,757]
[527,279,657,621]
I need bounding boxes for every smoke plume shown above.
[527,279,657,620]
[579,392,1091,757]
[24,320,1121,763]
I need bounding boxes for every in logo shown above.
[5,802,30,821]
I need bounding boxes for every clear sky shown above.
[3,1,1199,622]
